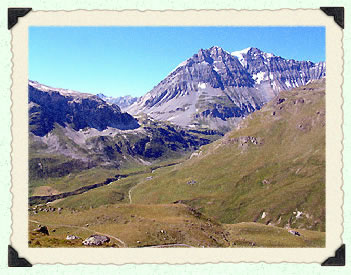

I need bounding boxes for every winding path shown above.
[128,179,146,204]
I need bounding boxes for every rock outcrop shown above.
[82,235,110,246]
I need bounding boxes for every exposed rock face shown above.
[96,94,139,110]
[82,235,110,246]
[127,46,325,129]
[29,81,140,137]
[232,47,325,93]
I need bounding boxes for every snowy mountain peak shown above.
[231,47,252,57]
[126,45,325,130]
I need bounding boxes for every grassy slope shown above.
[29,153,184,196]
[48,160,182,209]
[30,167,118,196]
[29,204,324,248]
[29,204,229,248]
[131,80,326,231]
[225,222,325,247]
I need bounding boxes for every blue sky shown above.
[29,27,325,97]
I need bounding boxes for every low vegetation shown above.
[28,80,326,247]
[29,203,324,248]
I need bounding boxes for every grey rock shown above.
[82,235,110,246]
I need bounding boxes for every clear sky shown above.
[29,26,325,97]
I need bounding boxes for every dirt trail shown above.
[29,219,126,247]
[128,179,146,204]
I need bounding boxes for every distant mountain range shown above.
[28,45,326,170]
[126,46,325,130]
[28,47,326,238]
[96,94,139,110]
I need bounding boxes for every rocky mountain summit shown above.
[96,93,139,110]
[231,47,325,91]
[126,46,325,130]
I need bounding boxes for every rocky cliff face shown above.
[126,46,325,130]
[231,47,325,93]
[29,81,140,136]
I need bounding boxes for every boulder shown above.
[82,235,110,246]
[34,225,49,235]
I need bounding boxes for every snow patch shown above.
[167,116,178,121]
[231,47,251,67]
[231,47,251,56]
[198,83,206,89]
[264,52,274,58]
[252,72,266,84]
[285,80,292,88]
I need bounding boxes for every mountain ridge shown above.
[29,80,140,137]
[126,46,325,130]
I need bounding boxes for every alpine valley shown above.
[28,46,326,248]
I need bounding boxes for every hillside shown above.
[29,203,324,248]
[130,79,326,231]
[28,80,326,247]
